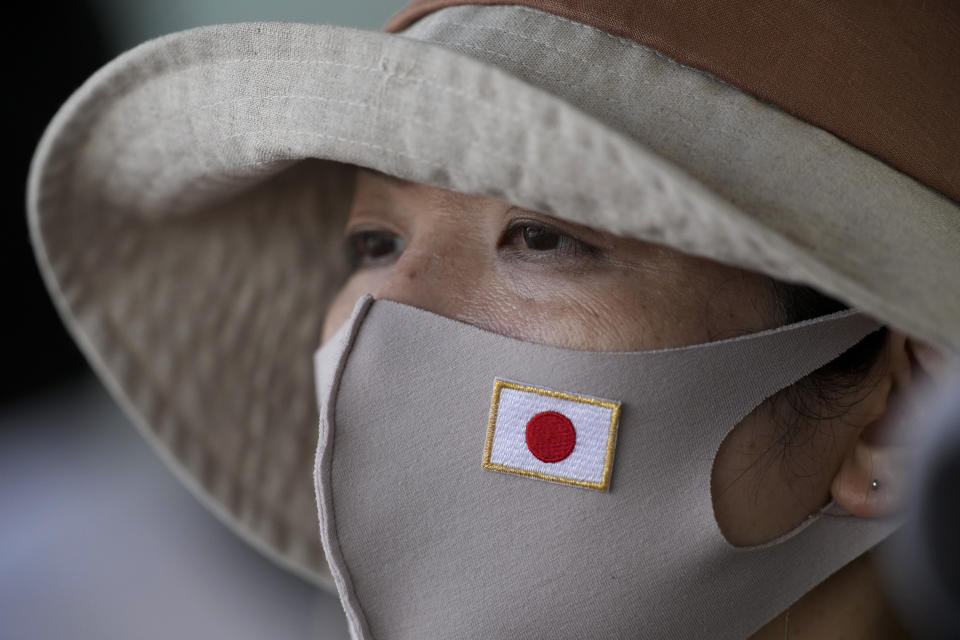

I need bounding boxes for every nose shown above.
[371,229,480,321]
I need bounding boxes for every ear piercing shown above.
[870,478,881,491]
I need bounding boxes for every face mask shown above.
[313,294,899,639]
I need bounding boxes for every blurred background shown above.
[4,2,403,639]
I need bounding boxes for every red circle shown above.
[525,411,577,463]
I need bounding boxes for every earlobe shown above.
[830,330,916,518]
[830,439,902,517]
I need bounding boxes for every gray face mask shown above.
[314,294,899,639]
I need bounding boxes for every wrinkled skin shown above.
[323,167,944,639]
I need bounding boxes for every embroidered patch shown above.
[482,379,621,491]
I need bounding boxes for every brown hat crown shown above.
[387,0,960,204]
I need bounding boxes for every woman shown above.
[314,165,934,640]
[27,1,957,638]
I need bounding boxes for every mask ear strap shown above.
[647,310,883,451]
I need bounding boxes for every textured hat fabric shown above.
[388,0,960,202]
[27,1,960,588]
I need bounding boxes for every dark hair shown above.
[766,280,889,445]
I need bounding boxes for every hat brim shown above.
[27,18,959,586]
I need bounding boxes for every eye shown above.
[344,228,405,270]
[519,224,563,250]
[502,220,599,259]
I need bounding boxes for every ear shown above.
[830,330,944,517]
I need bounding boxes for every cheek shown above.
[489,268,703,352]
[506,294,633,350]
[710,399,855,546]
[470,279,627,352]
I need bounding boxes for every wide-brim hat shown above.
[27,0,960,588]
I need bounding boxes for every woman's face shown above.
[323,168,781,350]
[322,167,889,546]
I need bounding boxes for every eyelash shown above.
[501,219,599,261]
[343,220,599,271]
[344,228,405,271]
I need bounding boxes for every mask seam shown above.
[379,298,881,355]
[313,295,377,640]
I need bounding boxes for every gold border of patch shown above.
[482,379,622,491]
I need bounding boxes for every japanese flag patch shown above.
[482,379,621,491]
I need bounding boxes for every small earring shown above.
[870,478,881,491]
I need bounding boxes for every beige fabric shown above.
[315,295,897,639]
[26,7,960,585]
